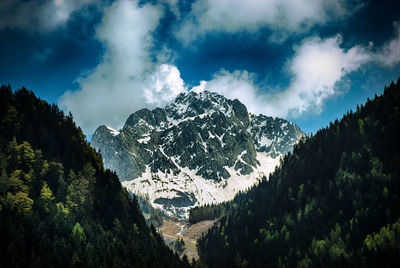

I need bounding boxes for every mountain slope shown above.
[0,86,187,267]
[197,79,400,267]
[92,91,304,218]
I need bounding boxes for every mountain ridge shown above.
[92,90,304,218]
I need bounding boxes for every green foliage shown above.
[173,238,185,256]
[5,191,33,214]
[0,86,187,267]
[0,168,8,195]
[198,78,400,267]
[363,218,400,266]
[40,181,54,212]
[40,182,54,201]
[67,177,89,206]
[364,218,400,252]
[136,194,165,227]
[72,222,86,243]
[188,202,228,224]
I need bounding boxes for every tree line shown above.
[0,85,189,267]
[197,79,400,267]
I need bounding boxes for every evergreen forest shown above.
[197,79,400,267]
[2,78,400,267]
[0,85,188,267]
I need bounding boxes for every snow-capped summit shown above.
[92,91,304,219]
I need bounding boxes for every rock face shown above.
[92,91,304,218]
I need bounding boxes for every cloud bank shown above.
[275,35,370,117]
[59,0,185,134]
[56,0,400,136]
[376,21,400,67]
[192,35,370,118]
[192,23,400,119]
[177,0,350,43]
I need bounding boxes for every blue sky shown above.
[1,0,399,137]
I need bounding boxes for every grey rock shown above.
[91,91,304,218]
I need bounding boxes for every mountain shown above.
[0,86,187,267]
[92,91,304,218]
[197,79,400,267]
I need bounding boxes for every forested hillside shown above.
[198,79,400,267]
[0,85,187,267]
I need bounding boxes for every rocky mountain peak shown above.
[92,90,304,218]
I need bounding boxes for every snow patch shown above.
[106,126,120,136]
[259,135,272,147]
[121,152,279,219]
[137,135,151,144]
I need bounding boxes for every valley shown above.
[1,0,399,266]
[157,219,219,260]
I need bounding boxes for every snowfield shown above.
[122,152,279,219]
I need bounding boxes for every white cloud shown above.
[177,0,351,44]
[376,21,400,67]
[275,35,370,117]
[0,0,100,31]
[192,70,261,114]
[144,64,186,105]
[164,0,180,18]
[56,1,397,136]
[191,35,370,118]
[59,0,185,135]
